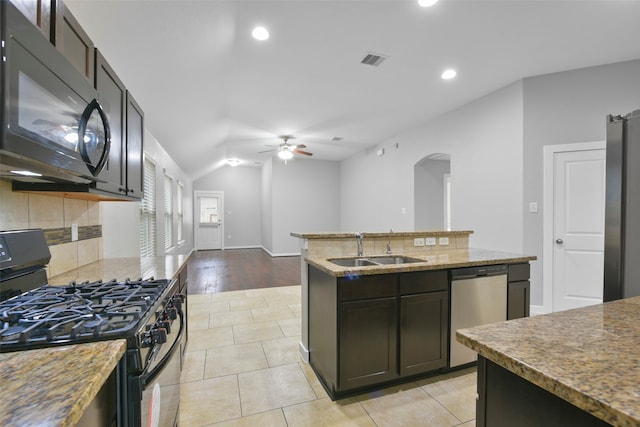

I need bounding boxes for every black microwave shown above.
[0,2,111,184]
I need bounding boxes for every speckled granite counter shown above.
[48,253,191,285]
[457,297,640,427]
[0,340,126,427]
[307,248,536,277]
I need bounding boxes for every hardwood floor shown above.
[187,249,301,294]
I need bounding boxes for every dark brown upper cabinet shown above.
[9,0,53,39]
[53,0,94,82]
[94,49,127,196]
[125,92,145,200]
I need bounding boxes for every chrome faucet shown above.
[355,232,364,257]
[386,229,393,254]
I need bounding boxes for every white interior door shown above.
[194,191,223,250]
[551,147,605,311]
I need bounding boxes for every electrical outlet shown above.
[414,238,425,247]
[439,237,449,245]
[425,237,436,246]
[71,224,78,242]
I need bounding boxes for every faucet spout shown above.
[386,229,393,254]
[355,232,364,257]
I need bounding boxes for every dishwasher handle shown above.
[450,264,508,280]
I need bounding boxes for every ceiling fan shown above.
[259,135,313,163]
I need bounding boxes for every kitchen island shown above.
[293,230,536,399]
[0,340,126,427]
[457,297,640,427]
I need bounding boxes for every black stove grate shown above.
[0,279,171,350]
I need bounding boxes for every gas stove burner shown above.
[0,278,172,350]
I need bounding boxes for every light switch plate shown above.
[414,238,425,247]
[425,237,436,246]
[529,202,538,213]
[438,237,449,245]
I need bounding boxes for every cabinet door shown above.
[400,291,448,376]
[339,297,397,391]
[94,49,126,196]
[54,0,94,81]
[9,0,52,39]
[125,92,144,199]
[507,281,530,320]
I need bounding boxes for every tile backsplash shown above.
[0,180,103,277]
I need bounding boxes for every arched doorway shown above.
[414,153,451,230]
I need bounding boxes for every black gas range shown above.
[0,229,185,427]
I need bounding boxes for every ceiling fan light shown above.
[227,159,241,167]
[278,150,293,160]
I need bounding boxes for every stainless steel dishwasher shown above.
[449,265,508,367]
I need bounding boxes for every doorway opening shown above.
[414,153,451,230]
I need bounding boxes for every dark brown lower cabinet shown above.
[400,291,448,376]
[339,297,397,390]
[507,263,531,320]
[308,266,448,399]
[476,356,611,427]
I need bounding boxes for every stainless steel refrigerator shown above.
[604,109,640,301]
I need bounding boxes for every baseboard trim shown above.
[299,340,310,362]
[261,246,300,257]
[529,305,549,316]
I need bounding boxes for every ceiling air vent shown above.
[360,52,388,67]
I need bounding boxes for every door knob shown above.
[555,239,564,244]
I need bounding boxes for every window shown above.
[164,173,174,251]
[177,182,184,243]
[140,157,157,257]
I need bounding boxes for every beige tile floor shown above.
[180,285,477,427]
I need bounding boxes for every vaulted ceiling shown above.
[66,0,640,179]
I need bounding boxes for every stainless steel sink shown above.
[328,256,424,267]
[329,258,379,267]
[367,256,425,265]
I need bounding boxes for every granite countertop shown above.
[306,248,536,277]
[49,253,191,285]
[291,230,473,239]
[457,297,640,427]
[0,340,126,427]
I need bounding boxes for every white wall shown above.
[522,59,640,306]
[267,158,341,255]
[193,165,262,249]
[341,81,524,253]
[103,129,194,258]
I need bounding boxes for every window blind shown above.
[140,158,156,257]
[177,182,184,243]
[164,173,173,251]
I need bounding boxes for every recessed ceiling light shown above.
[418,0,439,7]
[441,69,457,80]
[252,26,269,41]
[227,159,240,167]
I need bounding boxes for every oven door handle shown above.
[141,310,184,386]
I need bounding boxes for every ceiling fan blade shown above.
[292,144,306,149]
[293,149,313,156]
[258,148,277,153]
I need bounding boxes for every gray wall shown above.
[193,165,263,249]
[522,59,640,306]
[261,159,274,253]
[340,81,524,254]
[269,158,341,255]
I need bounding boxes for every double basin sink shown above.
[329,255,425,267]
